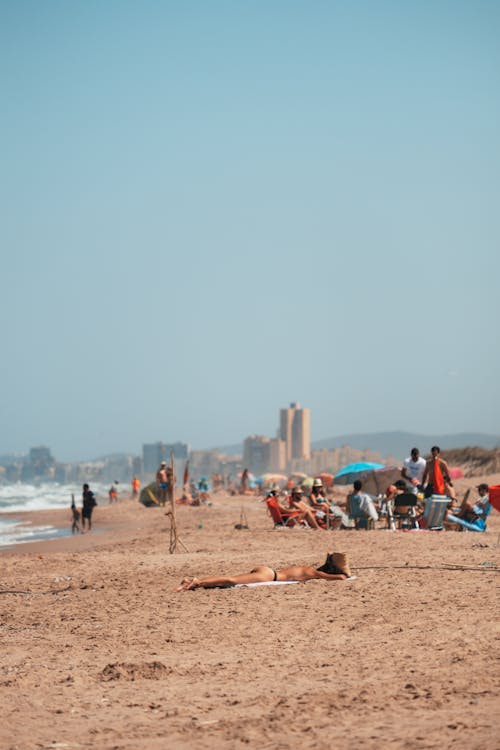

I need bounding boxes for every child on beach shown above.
[71,498,81,534]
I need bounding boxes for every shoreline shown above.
[1,472,499,554]
[0,497,162,555]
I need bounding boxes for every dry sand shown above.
[1,475,499,750]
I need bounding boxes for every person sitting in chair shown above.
[288,487,325,530]
[175,552,351,590]
[347,480,379,528]
[446,484,491,532]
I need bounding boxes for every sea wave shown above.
[0,482,113,548]
[0,482,112,513]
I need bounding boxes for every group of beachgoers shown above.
[263,447,493,533]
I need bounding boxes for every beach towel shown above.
[433,458,446,496]
[234,577,357,588]
[488,485,500,513]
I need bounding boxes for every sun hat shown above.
[313,478,323,487]
[160,461,167,466]
[331,552,351,578]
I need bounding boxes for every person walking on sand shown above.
[81,483,97,532]
[175,552,352,591]
[108,484,118,504]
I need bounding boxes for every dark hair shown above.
[411,447,419,454]
[431,446,440,453]
[316,553,346,576]
[353,480,362,491]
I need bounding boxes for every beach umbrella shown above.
[334,461,385,486]
[489,485,500,513]
[358,466,402,496]
[317,472,334,487]
[290,471,308,480]
[449,467,464,480]
[261,473,288,485]
[301,477,314,488]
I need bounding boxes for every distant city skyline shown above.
[1,2,499,462]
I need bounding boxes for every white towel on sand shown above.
[234,576,357,588]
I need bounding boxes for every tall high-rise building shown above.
[243,435,270,476]
[279,402,311,463]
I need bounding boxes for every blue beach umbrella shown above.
[334,461,385,486]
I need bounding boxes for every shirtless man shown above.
[156,461,169,506]
[422,446,455,499]
[175,552,351,590]
[288,487,325,530]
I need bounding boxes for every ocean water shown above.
[0,482,111,549]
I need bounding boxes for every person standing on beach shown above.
[422,446,455,499]
[71,497,81,534]
[156,461,169,506]
[241,468,249,494]
[81,483,97,532]
[131,476,140,498]
[401,448,426,493]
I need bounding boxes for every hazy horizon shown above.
[2,2,499,462]
[2,428,499,465]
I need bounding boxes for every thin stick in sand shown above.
[167,450,189,553]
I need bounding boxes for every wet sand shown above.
[1,476,499,749]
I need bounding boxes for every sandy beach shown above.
[1,475,499,750]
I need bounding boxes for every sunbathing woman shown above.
[175,552,351,591]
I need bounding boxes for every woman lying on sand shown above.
[175,552,351,591]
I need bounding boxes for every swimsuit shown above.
[250,566,278,581]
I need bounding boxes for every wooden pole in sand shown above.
[166,451,189,554]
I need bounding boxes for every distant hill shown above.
[312,432,500,461]
[439,447,500,477]
[211,432,500,461]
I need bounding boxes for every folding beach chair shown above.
[446,502,491,532]
[346,494,375,530]
[423,495,449,530]
[392,492,420,530]
[266,498,303,528]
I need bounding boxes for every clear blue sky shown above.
[1,1,499,461]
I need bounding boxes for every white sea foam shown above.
[0,482,110,513]
[0,482,111,548]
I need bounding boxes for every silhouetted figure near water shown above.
[82,483,97,532]
[71,496,81,534]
